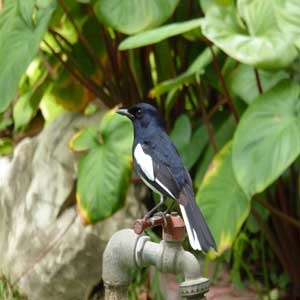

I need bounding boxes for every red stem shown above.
[194,85,218,153]
[43,40,110,104]
[58,0,105,73]
[208,44,239,123]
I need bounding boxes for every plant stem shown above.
[254,68,263,94]
[207,97,227,119]
[251,207,288,272]
[43,39,110,104]
[38,49,57,79]
[122,51,141,102]
[208,44,239,123]
[254,197,300,230]
[260,234,271,300]
[49,28,73,49]
[58,0,105,73]
[102,28,121,89]
[194,85,218,153]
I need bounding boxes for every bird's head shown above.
[117,103,164,130]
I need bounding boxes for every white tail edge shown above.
[180,204,202,251]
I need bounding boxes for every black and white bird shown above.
[117,103,216,252]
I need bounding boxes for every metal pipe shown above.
[102,228,209,300]
[102,229,139,300]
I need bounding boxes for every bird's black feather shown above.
[117,103,217,252]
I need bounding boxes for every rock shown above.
[0,112,145,300]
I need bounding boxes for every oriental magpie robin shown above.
[117,103,216,252]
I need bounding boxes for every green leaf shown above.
[84,103,98,115]
[195,116,236,185]
[150,47,216,97]
[13,73,48,131]
[171,118,209,169]
[196,142,250,254]
[275,0,300,50]
[245,201,268,233]
[39,89,66,125]
[17,0,35,28]
[76,110,133,224]
[183,125,209,169]
[51,69,90,111]
[170,114,192,151]
[227,64,289,104]
[199,0,234,14]
[237,0,276,36]
[200,5,297,69]
[0,0,56,113]
[93,0,179,35]
[69,127,99,152]
[119,18,202,50]
[0,137,13,155]
[233,80,300,197]
[0,116,13,131]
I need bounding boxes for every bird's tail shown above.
[180,200,217,252]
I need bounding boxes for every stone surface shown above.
[0,112,145,300]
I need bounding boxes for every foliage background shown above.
[1,0,300,298]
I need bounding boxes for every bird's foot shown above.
[152,211,168,226]
[142,210,168,221]
[153,211,168,218]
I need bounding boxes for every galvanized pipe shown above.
[102,228,209,300]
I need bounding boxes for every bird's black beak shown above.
[117,108,134,119]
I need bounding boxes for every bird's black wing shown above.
[140,133,191,205]
[139,134,217,252]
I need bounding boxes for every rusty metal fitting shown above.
[163,213,185,242]
[133,214,168,234]
[133,213,186,242]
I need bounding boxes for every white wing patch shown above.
[155,178,175,199]
[180,205,202,251]
[134,143,154,181]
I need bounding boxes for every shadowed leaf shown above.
[196,142,250,255]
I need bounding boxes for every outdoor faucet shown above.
[102,213,210,300]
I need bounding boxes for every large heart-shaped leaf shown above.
[195,116,236,185]
[227,64,289,104]
[237,0,276,36]
[233,80,300,197]
[196,142,250,255]
[76,109,133,224]
[0,0,56,113]
[274,0,300,50]
[69,127,99,152]
[119,18,202,50]
[171,115,209,170]
[93,0,179,35]
[199,0,234,14]
[200,5,297,69]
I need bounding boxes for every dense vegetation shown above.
[1,0,300,298]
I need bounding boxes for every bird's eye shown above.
[135,109,143,118]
